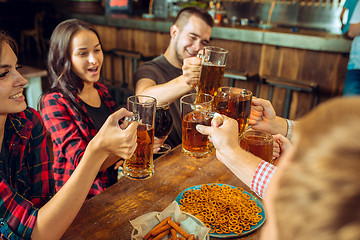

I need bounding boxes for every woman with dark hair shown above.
[0,31,137,239]
[39,19,137,199]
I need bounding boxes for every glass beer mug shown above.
[214,87,252,136]
[197,46,228,97]
[240,130,274,164]
[181,93,215,158]
[122,95,156,180]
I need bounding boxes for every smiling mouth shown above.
[185,48,198,57]
[9,92,23,99]
[88,66,99,73]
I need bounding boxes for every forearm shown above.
[216,146,262,187]
[32,142,106,240]
[348,23,360,38]
[269,116,288,136]
[99,153,121,171]
[136,76,193,104]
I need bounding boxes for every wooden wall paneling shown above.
[95,25,117,50]
[132,29,147,53]
[300,50,347,101]
[210,39,239,71]
[144,30,159,56]
[116,28,132,50]
[259,45,282,77]
[94,25,348,120]
[113,56,125,87]
[334,53,349,94]
[278,47,304,80]
[102,52,126,87]
[258,45,312,119]
[155,31,169,56]
[246,42,262,74]
[277,47,312,119]
[102,54,113,85]
[208,39,262,72]
[235,42,262,96]
[258,45,275,103]
[287,90,314,119]
[96,26,117,86]
[211,39,262,96]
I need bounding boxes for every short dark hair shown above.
[174,7,214,29]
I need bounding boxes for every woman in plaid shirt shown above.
[39,19,139,199]
[0,32,137,239]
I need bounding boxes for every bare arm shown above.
[32,109,138,240]
[348,23,360,38]
[196,115,262,187]
[136,76,193,105]
[249,97,288,136]
[135,57,201,104]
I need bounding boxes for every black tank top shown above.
[82,100,111,131]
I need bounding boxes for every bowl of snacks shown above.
[130,201,210,240]
[175,183,266,238]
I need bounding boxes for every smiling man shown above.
[134,7,214,148]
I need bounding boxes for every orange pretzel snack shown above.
[179,184,263,235]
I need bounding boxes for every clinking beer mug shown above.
[122,95,156,180]
[197,46,228,97]
[181,93,215,159]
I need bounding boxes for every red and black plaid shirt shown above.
[40,82,117,199]
[0,107,55,239]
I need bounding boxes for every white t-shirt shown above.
[348,0,360,70]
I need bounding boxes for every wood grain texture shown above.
[61,145,262,240]
[94,24,349,120]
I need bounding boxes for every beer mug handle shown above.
[197,49,210,62]
[119,113,140,130]
[196,50,204,59]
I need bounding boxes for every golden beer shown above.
[182,110,213,157]
[215,87,252,135]
[240,130,274,163]
[123,123,154,179]
[123,95,156,180]
[197,46,228,98]
[198,63,225,96]
[181,93,214,158]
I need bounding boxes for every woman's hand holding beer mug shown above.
[92,108,138,171]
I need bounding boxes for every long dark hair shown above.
[40,19,102,117]
[0,31,18,60]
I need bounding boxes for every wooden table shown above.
[19,65,47,109]
[61,145,263,240]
